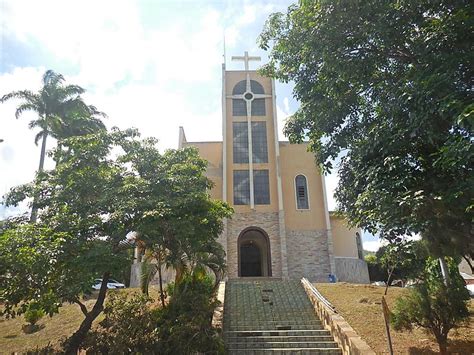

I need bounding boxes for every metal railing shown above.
[301,277,337,313]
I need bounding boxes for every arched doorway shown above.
[238,227,272,277]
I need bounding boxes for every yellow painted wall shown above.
[183,141,223,200]
[330,215,359,258]
[279,142,328,230]
[224,71,279,213]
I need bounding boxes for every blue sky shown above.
[0,0,380,250]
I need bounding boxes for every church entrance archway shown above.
[238,227,272,277]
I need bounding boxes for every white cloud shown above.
[363,240,382,252]
[1,0,301,218]
[0,67,56,199]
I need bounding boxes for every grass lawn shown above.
[0,287,161,354]
[315,283,474,354]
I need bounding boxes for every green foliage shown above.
[259,1,473,258]
[1,128,232,352]
[24,302,45,326]
[118,137,232,291]
[365,240,428,283]
[85,275,224,354]
[84,292,159,354]
[0,69,106,144]
[155,273,224,355]
[391,258,470,353]
[0,224,68,317]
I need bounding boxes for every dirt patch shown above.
[315,283,474,354]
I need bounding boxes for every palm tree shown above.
[0,70,106,221]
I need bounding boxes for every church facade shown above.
[178,53,369,283]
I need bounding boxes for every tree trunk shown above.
[384,266,395,296]
[462,255,473,274]
[158,253,165,308]
[436,334,448,355]
[30,129,48,223]
[63,272,110,355]
[439,257,450,286]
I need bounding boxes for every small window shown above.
[233,122,249,163]
[233,170,250,205]
[295,175,309,209]
[254,170,270,205]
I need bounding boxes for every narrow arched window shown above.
[356,232,364,260]
[295,175,309,209]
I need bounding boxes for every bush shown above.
[391,258,470,354]
[24,302,45,326]
[156,272,224,354]
[84,292,159,354]
[85,273,224,354]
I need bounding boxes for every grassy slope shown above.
[315,283,474,354]
[1,288,161,354]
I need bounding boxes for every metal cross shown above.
[232,51,261,71]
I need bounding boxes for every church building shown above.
[178,52,369,283]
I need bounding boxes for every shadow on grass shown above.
[22,323,46,334]
[408,339,474,354]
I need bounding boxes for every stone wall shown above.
[334,257,370,284]
[225,211,282,278]
[301,279,375,355]
[286,229,331,282]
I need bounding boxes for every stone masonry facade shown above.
[225,211,282,279]
[222,211,332,281]
[286,230,331,282]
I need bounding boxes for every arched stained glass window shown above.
[232,80,266,116]
[295,175,309,209]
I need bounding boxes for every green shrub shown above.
[85,274,223,354]
[24,302,45,326]
[391,258,470,354]
[156,272,224,354]
[84,292,159,354]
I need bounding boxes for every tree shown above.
[3,129,134,354]
[259,1,473,259]
[378,240,428,291]
[118,138,232,302]
[2,128,232,353]
[391,257,470,354]
[0,70,106,221]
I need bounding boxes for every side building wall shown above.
[330,215,369,284]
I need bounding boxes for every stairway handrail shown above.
[301,277,337,313]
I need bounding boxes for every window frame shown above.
[251,121,268,164]
[232,80,266,117]
[253,169,270,205]
[294,174,310,210]
[233,170,250,205]
[232,122,249,164]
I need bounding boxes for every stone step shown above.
[227,348,343,355]
[225,335,336,342]
[223,280,341,354]
[225,329,332,337]
[226,325,326,331]
[227,341,339,349]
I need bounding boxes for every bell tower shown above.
[221,51,289,279]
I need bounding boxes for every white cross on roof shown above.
[231,51,261,71]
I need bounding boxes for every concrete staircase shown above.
[223,279,342,354]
